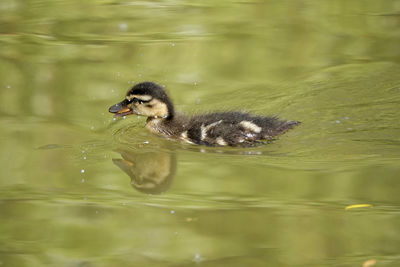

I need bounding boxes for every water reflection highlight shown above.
[113,149,176,194]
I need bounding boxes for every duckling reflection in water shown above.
[113,149,176,194]
[109,82,300,146]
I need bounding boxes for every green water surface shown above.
[1,0,400,266]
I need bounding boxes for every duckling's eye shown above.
[132,97,144,104]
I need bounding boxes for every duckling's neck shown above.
[145,113,189,137]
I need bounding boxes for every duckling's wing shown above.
[187,112,299,146]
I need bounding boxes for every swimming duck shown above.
[109,82,300,146]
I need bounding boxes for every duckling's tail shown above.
[275,120,301,136]
[287,120,301,127]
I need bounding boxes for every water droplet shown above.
[123,116,126,119]
[193,253,203,263]
[119,22,128,31]
[335,120,341,124]
[113,118,116,121]
[143,141,149,144]
[83,156,87,160]
[170,210,175,214]
[81,169,85,174]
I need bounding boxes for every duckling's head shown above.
[109,82,174,119]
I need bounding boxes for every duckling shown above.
[109,82,300,146]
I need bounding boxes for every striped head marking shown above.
[109,82,174,119]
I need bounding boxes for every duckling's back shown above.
[184,112,300,146]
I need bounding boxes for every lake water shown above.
[1,1,400,266]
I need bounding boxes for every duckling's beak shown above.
[109,100,134,118]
